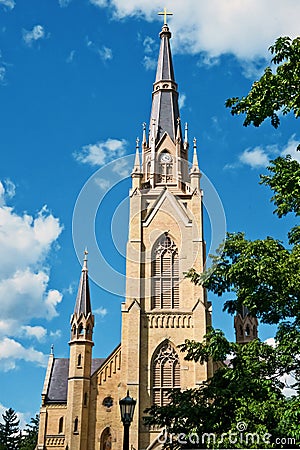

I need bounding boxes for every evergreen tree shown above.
[20,415,39,450]
[0,408,20,450]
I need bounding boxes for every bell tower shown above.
[121,21,213,450]
[234,306,258,344]
[65,251,94,450]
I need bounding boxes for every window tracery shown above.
[152,342,180,406]
[152,234,179,309]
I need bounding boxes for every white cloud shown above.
[66,50,75,63]
[0,66,6,84]
[142,35,157,71]
[74,138,128,167]
[178,93,186,110]
[225,135,300,170]
[94,307,108,317]
[20,326,47,342]
[86,38,113,62]
[0,181,63,370]
[143,55,156,71]
[280,134,300,163]
[95,177,112,191]
[23,25,46,47]
[239,147,269,169]
[0,337,47,371]
[90,0,108,6]
[89,0,300,62]
[58,0,72,6]
[100,46,113,61]
[0,0,15,10]
[49,329,62,339]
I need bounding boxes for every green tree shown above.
[225,36,300,130]
[20,415,39,450]
[145,36,300,448]
[145,330,289,449]
[0,408,21,450]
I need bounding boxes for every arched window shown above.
[158,151,173,183]
[74,417,78,433]
[152,234,179,309]
[78,324,84,335]
[77,354,82,367]
[100,427,112,450]
[152,341,180,406]
[58,417,64,434]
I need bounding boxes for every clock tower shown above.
[121,22,213,449]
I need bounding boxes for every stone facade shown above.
[37,23,213,450]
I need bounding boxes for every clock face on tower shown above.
[160,152,172,163]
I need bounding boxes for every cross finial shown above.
[158,7,173,25]
[84,248,88,260]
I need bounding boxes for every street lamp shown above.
[119,390,136,450]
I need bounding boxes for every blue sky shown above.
[0,0,299,425]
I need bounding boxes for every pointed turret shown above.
[66,251,94,449]
[74,249,91,317]
[150,24,181,143]
[190,138,201,190]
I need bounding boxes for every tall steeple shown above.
[74,249,91,317]
[150,23,181,143]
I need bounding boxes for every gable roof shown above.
[143,188,192,228]
[46,357,105,404]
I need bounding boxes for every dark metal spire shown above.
[150,24,181,143]
[74,249,91,316]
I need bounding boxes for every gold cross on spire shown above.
[158,7,173,25]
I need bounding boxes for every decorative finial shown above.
[158,7,173,25]
[82,248,88,271]
[184,123,188,143]
[50,344,54,355]
[177,117,181,125]
[193,137,197,149]
[136,137,140,149]
[142,122,147,146]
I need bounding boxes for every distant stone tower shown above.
[234,305,258,344]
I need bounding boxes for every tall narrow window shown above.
[77,354,82,367]
[74,417,78,433]
[58,417,64,434]
[152,234,179,309]
[152,342,180,406]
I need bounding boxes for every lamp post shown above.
[119,390,136,450]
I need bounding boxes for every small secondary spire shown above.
[74,250,92,316]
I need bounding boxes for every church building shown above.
[37,19,257,450]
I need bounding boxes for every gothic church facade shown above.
[37,22,256,450]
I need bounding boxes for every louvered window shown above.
[152,342,180,406]
[152,234,179,309]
